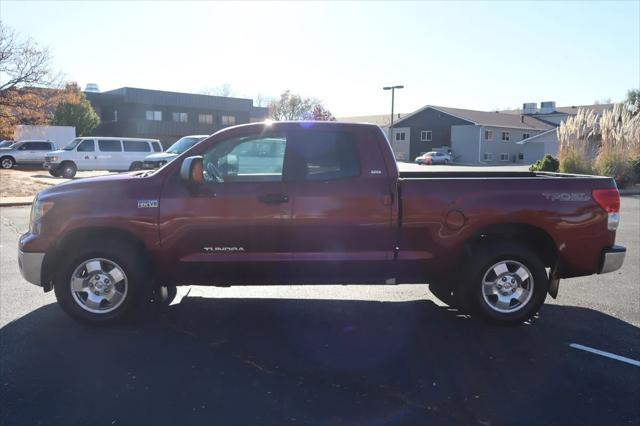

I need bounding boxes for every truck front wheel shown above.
[53,240,150,324]
[462,243,548,324]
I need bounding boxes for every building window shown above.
[483,153,493,161]
[146,110,162,121]
[420,130,432,141]
[500,153,510,161]
[395,131,406,141]
[522,133,530,140]
[501,131,510,141]
[199,114,214,124]
[172,112,188,123]
[484,130,493,141]
[221,115,236,126]
[518,152,524,161]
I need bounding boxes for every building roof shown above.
[515,128,557,144]
[92,87,256,111]
[393,105,555,130]
[500,103,615,116]
[336,113,408,127]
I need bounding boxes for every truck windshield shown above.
[63,138,83,150]
[166,137,202,154]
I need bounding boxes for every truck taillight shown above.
[592,189,620,230]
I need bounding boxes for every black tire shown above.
[49,168,61,177]
[1,156,15,169]
[60,162,77,178]
[461,242,548,324]
[53,239,152,324]
[129,162,142,171]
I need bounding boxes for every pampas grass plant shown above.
[558,104,640,186]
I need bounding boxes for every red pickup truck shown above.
[18,121,626,324]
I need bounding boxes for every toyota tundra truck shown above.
[18,121,626,324]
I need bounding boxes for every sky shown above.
[1,1,639,116]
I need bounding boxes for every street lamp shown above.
[383,85,404,140]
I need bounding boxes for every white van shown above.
[44,137,162,178]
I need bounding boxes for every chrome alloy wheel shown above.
[481,260,534,313]
[70,258,128,314]
[1,158,13,169]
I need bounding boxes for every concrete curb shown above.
[620,188,640,196]
[0,197,35,207]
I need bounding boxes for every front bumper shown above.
[598,245,626,274]
[18,250,45,286]
[43,162,60,170]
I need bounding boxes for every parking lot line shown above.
[569,343,640,367]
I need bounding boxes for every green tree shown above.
[52,85,100,136]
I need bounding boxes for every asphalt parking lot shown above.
[1,197,639,425]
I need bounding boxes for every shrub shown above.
[594,151,634,188]
[529,155,559,172]
[629,155,640,183]
[559,148,594,174]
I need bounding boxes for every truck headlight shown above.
[30,199,54,232]
[50,156,59,162]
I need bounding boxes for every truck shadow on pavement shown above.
[2,297,639,426]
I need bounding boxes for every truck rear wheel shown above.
[53,240,151,324]
[129,162,142,171]
[462,243,548,324]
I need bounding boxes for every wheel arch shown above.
[462,223,558,268]
[42,226,153,292]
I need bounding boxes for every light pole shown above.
[383,85,404,140]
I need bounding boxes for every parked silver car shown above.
[142,135,209,169]
[415,151,452,165]
[0,140,55,169]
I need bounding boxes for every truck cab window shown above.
[202,134,287,183]
[291,131,360,181]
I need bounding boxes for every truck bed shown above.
[399,170,605,179]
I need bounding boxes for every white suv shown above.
[44,137,162,178]
[0,140,56,169]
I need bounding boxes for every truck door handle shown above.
[259,193,289,205]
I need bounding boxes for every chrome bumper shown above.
[18,250,45,286]
[598,245,626,274]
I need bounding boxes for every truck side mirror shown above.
[180,156,204,184]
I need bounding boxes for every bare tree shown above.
[0,23,66,138]
[200,83,234,97]
[268,90,321,120]
[254,93,271,108]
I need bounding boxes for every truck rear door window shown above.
[123,140,151,152]
[98,140,122,152]
[202,134,287,183]
[152,142,162,152]
[291,131,360,181]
